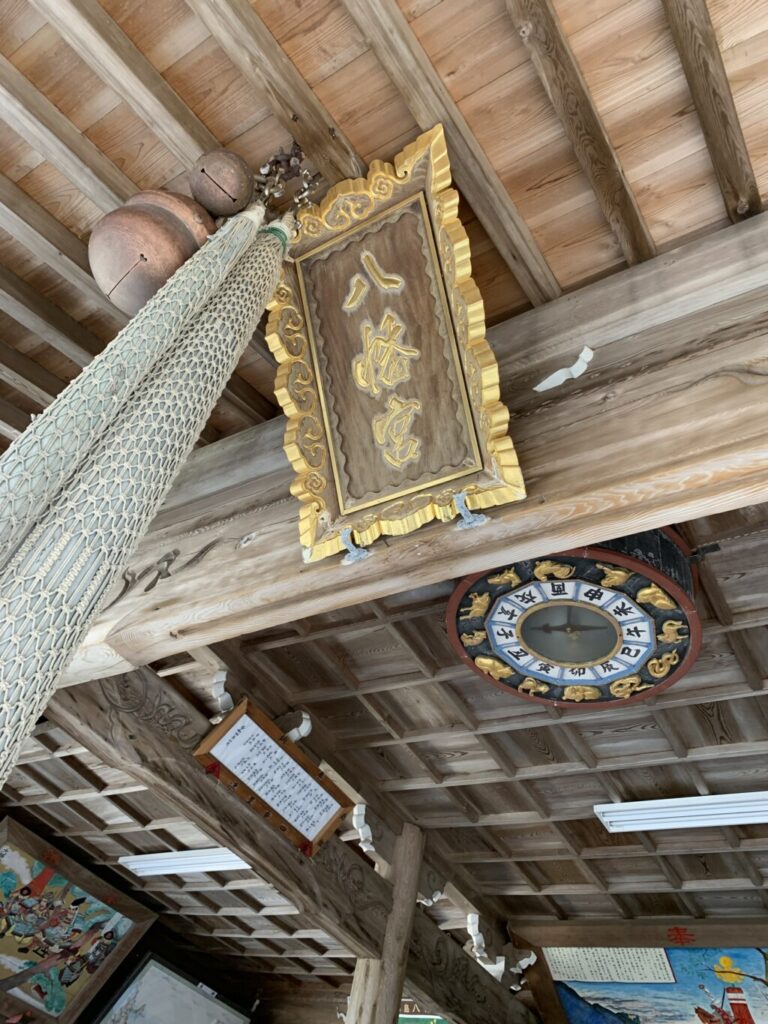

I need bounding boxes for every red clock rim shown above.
[446,540,703,710]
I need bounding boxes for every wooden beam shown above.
[221,371,275,424]
[506,0,655,265]
[339,0,559,305]
[47,671,532,1024]
[0,397,30,441]
[0,263,101,367]
[512,918,768,947]
[0,53,135,212]
[185,0,365,183]
[0,339,64,406]
[508,932,567,1024]
[0,174,127,324]
[29,0,218,168]
[63,214,768,680]
[662,0,761,222]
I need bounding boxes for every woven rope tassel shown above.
[0,208,292,788]
[0,208,266,566]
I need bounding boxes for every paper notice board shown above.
[544,946,675,984]
[194,699,352,854]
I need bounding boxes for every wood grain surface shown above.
[47,670,533,1024]
[663,0,761,221]
[507,0,656,265]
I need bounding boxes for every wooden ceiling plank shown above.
[0,53,136,212]
[347,666,765,748]
[339,0,560,305]
[0,173,127,324]
[185,0,364,183]
[376,734,768,794]
[434,833,768,863]
[48,672,532,1024]
[506,0,655,265]
[0,262,101,367]
[481,877,768,898]
[0,396,31,441]
[28,0,218,168]
[0,338,64,406]
[662,0,761,223]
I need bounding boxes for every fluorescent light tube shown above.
[594,791,768,832]
[118,847,250,876]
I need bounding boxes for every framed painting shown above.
[0,818,155,1024]
[267,123,525,562]
[94,955,250,1024]
[549,946,768,1024]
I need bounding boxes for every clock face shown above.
[488,581,654,685]
[448,546,701,707]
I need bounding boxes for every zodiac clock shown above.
[447,529,701,707]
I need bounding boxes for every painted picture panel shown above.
[553,947,768,1024]
[0,819,154,1024]
[96,957,250,1024]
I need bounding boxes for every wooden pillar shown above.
[347,823,425,1024]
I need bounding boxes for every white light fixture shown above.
[595,791,768,833]
[118,847,250,877]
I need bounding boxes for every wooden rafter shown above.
[339,0,560,305]
[0,263,101,367]
[0,397,30,441]
[185,0,365,183]
[0,53,136,212]
[28,0,218,168]
[506,0,655,265]
[0,338,64,406]
[662,0,761,222]
[0,174,127,324]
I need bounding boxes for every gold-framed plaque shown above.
[267,124,525,562]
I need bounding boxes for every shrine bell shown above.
[88,190,215,316]
[189,148,255,216]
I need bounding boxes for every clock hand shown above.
[528,624,611,634]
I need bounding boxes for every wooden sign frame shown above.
[266,123,525,562]
[193,698,352,856]
[0,817,155,1024]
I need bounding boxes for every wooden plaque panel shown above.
[267,124,525,561]
[193,699,352,855]
[0,818,155,1024]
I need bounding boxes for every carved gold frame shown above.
[266,124,525,562]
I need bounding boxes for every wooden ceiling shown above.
[5,502,768,992]
[0,0,766,446]
[2,0,768,1013]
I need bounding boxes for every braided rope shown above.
[0,210,291,787]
